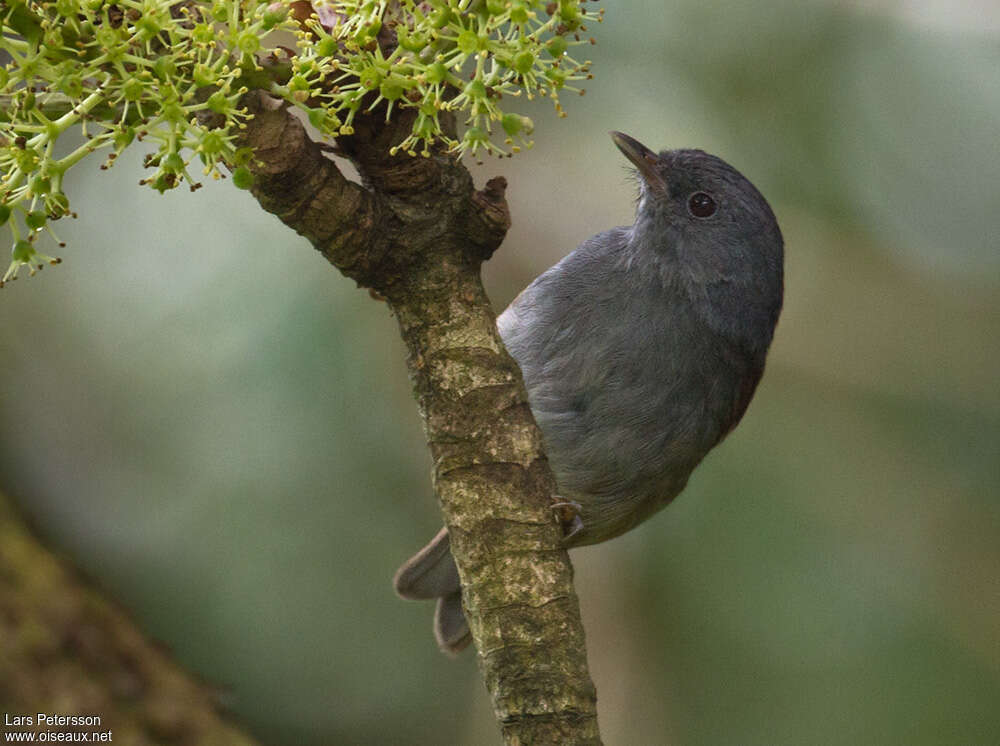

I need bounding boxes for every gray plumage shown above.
[394,132,784,653]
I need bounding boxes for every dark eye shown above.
[688,191,717,218]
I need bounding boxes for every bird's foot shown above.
[550,498,585,543]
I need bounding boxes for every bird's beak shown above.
[610,131,667,194]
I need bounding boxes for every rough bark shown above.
[238,93,601,743]
[0,490,259,745]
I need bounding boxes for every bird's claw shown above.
[551,498,585,543]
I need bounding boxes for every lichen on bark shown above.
[238,93,601,743]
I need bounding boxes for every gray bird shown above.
[394,132,784,653]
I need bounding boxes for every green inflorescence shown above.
[0,0,602,287]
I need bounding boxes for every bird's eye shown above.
[688,191,717,218]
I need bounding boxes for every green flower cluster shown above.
[286,0,600,157]
[0,0,601,287]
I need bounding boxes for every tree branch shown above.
[239,94,601,743]
[0,490,259,744]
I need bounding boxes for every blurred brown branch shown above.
[237,92,601,744]
[0,490,260,744]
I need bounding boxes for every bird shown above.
[394,131,784,653]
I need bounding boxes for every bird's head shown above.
[611,131,784,348]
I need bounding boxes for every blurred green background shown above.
[2,0,999,743]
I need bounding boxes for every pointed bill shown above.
[610,131,667,194]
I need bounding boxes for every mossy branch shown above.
[2,0,607,737]
[238,92,602,744]
[0,490,261,744]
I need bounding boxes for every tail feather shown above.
[435,590,472,654]
[394,527,471,653]
[393,526,459,599]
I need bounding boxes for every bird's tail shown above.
[393,527,471,654]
